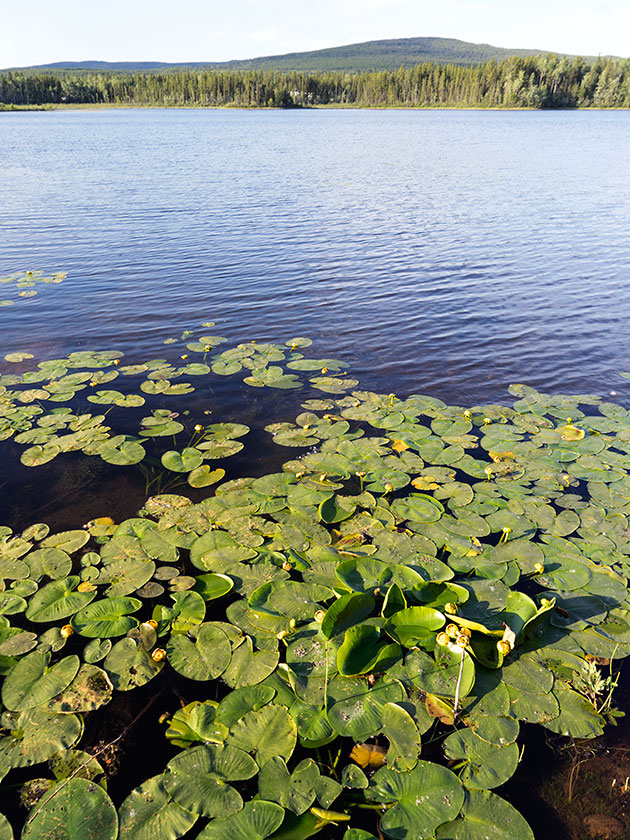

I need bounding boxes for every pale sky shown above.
[1,0,628,68]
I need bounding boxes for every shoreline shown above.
[3,102,630,112]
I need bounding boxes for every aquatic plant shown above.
[2,325,630,838]
[0,271,66,309]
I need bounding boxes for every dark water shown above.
[1,108,630,405]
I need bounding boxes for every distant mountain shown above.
[3,36,613,75]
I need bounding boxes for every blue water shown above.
[1,107,630,404]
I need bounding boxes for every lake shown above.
[2,107,630,840]
[1,107,630,407]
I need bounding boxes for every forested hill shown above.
[3,36,612,75]
[1,55,629,109]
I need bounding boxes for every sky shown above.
[1,0,628,68]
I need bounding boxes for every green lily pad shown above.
[188,466,225,488]
[406,646,475,699]
[21,778,117,840]
[221,637,279,689]
[367,761,464,840]
[71,596,141,637]
[166,623,232,681]
[227,704,297,766]
[385,606,445,647]
[0,709,82,771]
[327,676,405,740]
[382,702,421,772]
[543,686,605,738]
[193,573,234,601]
[164,744,258,817]
[165,700,228,749]
[435,789,534,840]
[103,637,164,690]
[443,729,519,789]
[337,624,401,676]
[2,651,80,711]
[195,800,284,840]
[258,756,320,815]
[118,775,198,840]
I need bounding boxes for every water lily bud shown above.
[540,598,552,607]
[113,359,120,365]
[288,618,296,628]
[436,632,450,646]
[446,623,459,638]
[456,634,470,648]
[180,354,188,359]
[444,603,457,614]
[483,417,491,425]
[60,624,74,638]
[277,630,288,640]
[282,560,293,571]
[302,424,310,430]
[194,424,203,432]
[463,410,472,419]
[355,471,366,478]
[484,466,493,477]
[295,472,304,479]
[496,640,511,655]
[314,610,325,623]
[319,474,326,482]
[146,619,158,629]
[502,526,512,534]
[152,648,166,662]
[321,367,328,374]
[384,483,394,493]
[533,563,545,574]
[89,381,97,386]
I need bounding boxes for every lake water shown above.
[2,107,630,840]
[1,107,630,406]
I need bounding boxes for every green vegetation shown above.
[2,285,630,837]
[3,36,616,75]
[1,54,629,108]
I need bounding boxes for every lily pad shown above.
[367,761,464,840]
[118,775,198,840]
[22,778,117,840]
[164,744,258,818]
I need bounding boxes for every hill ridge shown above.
[3,35,617,75]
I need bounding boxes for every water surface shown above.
[1,107,629,405]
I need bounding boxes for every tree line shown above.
[1,54,629,109]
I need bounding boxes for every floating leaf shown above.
[437,790,534,839]
[166,623,232,681]
[367,761,464,840]
[195,799,284,840]
[22,778,117,840]
[2,651,80,711]
[118,775,198,840]
[164,744,258,818]
[72,596,141,637]
[227,704,297,766]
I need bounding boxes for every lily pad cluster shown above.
[0,271,66,308]
[1,335,630,838]
[0,328,357,489]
